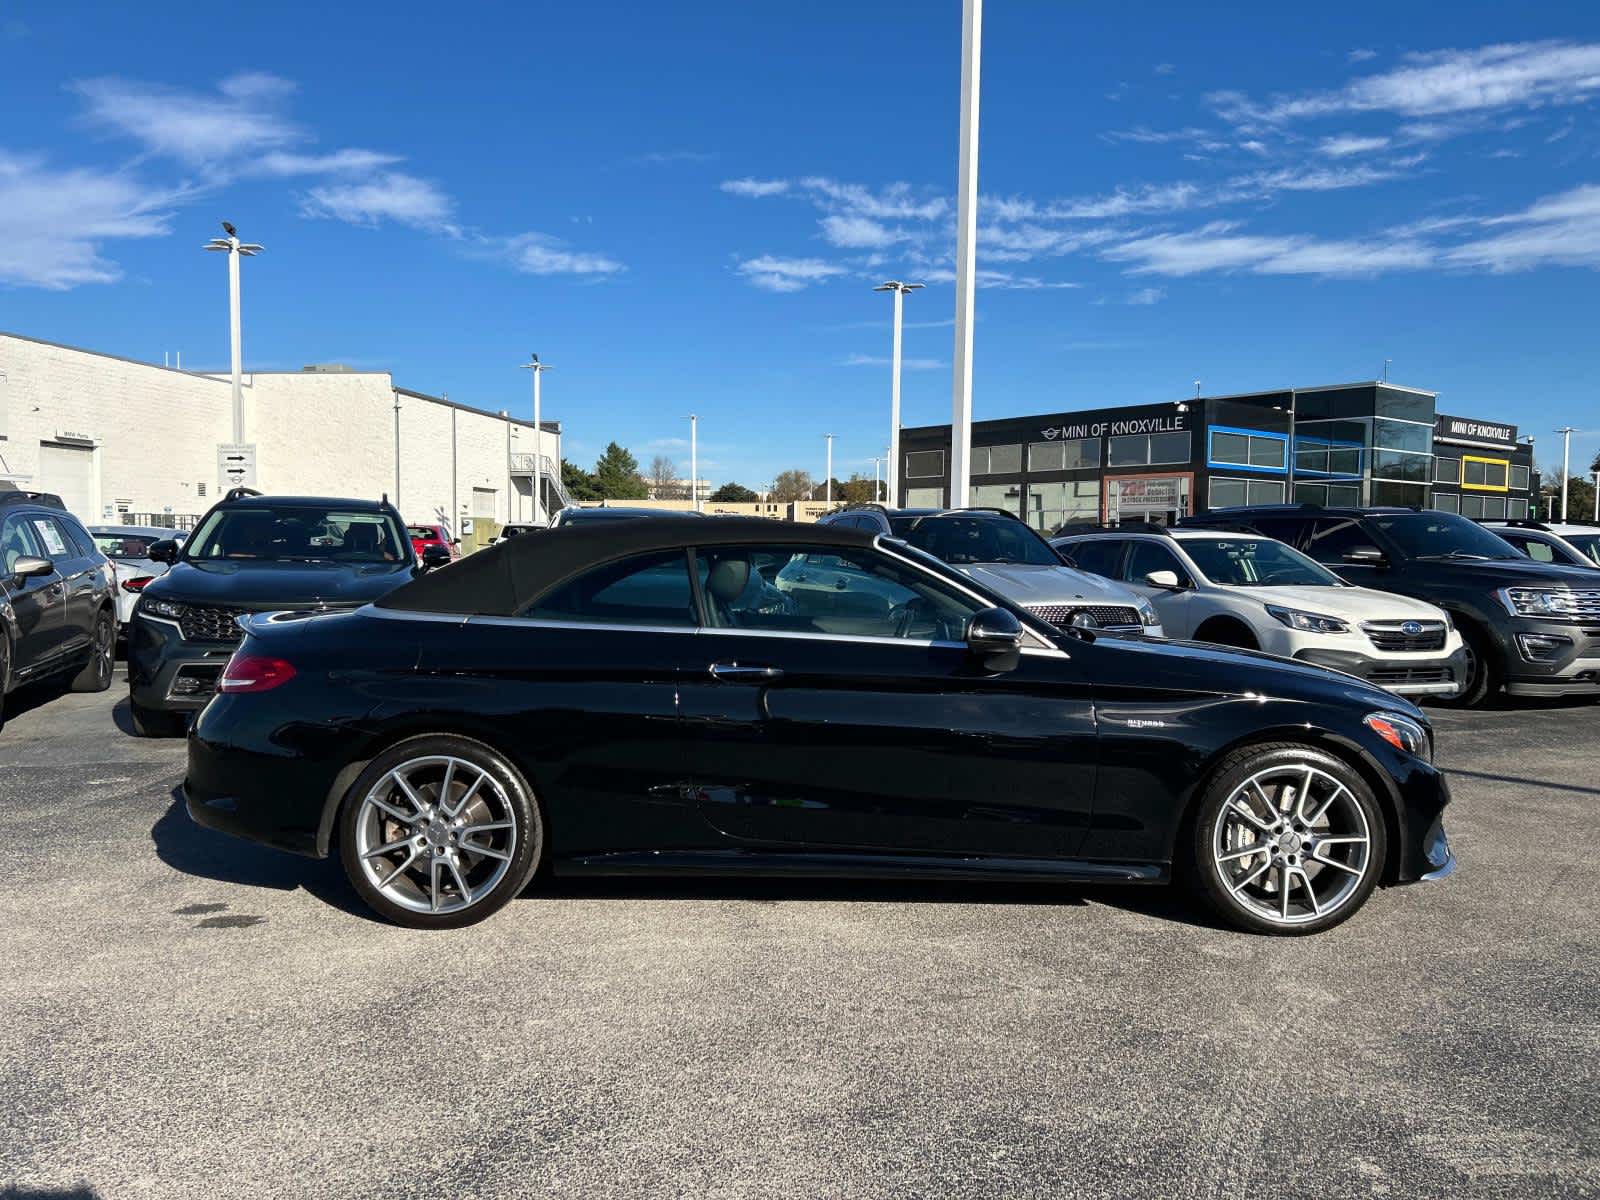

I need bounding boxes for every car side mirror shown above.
[1342,548,1387,568]
[1145,569,1184,589]
[966,606,1024,672]
[11,555,55,582]
[420,544,452,570]
[147,539,179,565]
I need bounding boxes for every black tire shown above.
[1190,742,1387,936]
[1436,619,1499,709]
[338,734,543,929]
[69,609,116,693]
[130,697,188,738]
[1193,618,1259,651]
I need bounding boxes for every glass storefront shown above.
[1107,475,1190,526]
[1025,480,1099,531]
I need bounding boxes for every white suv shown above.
[1053,527,1467,699]
[1485,521,1600,571]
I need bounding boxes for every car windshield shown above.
[1565,533,1600,565]
[91,531,162,560]
[899,516,1061,566]
[185,506,408,563]
[1371,513,1520,561]
[1181,538,1344,587]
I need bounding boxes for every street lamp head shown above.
[221,221,237,237]
[873,281,899,292]
[904,283,924,292]
[237,243,264,256]
[203,238,231,252]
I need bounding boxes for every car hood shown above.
[1411,556,1600,588]
[1242,584,1447,623]
[954,563,1144,607]
[145,559,417,607]
[1089,628,1426,717]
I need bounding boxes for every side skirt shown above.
[559,848,1168,885]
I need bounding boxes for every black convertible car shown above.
[185,516,1454,934]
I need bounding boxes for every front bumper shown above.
[1291,645,1468,698]
[1390,763,1455,885]
[126,613,237,712]
[1500,618,1600,697]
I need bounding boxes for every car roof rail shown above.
[0,488,66,510]
[1053,521,1173,537]
[1490,518,1552,531]
[222,486,263,502]
[939,506,1026,522]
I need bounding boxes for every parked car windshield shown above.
[406,525,444,541]
[899,516,1061,566]
[90,531,163,560]
[1371,513,1521,561]
[1565,532,1600,565]
[1181,538,1345,587]
[185,506,408,563]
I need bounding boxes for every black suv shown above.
[1183,505,1600,706]
[0,488,117,725]
[127,490,433,736]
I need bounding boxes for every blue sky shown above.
[2,1,1599,487]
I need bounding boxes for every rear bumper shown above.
[1291,646,1468,698]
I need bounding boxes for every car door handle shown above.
[707,663,783,682]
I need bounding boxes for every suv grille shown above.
[1566,590,1600,619]
[1028,603,1143,631]
[1367,666,1454,686]
[178,603,249,643]
[1362,620,1447,653]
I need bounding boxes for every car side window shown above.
[1125,540,1190,586]
[1303,519,1380,565]
[59,516,98,559]
[1511,536,1555,563]
[522,550,695,627]
[29,516,77,562]
[698,544,979,641]
[1,515,45,575]
[1067,539,1125,579]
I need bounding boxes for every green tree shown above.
[593,442,648,500]
[560,458,602,501]
[769,469,814,502]
[710,482,758,502]
[836,473,879,504]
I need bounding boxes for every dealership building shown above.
[0,331,563,538]
[898,382,1538,531]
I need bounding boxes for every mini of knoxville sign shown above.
[1040,413,1188,441]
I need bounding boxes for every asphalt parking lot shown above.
[1,677,1596,1200]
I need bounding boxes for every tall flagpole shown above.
[949,0,982,511]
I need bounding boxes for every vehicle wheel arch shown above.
[1191,614,1260,650]
[1170,728,1405,887]
[315,718,549,859]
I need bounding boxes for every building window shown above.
[905,450,945,479]
[1510,464,1530,491]
[472,487,497,517]
[1373,418,1432,454]
[1371,481,1429,507]
[1481,495,1507,519]
[1462,456,1509,491]
[972,444,1022,476]
[1209,476,1286,509]
[1435,457,1460,484]
[1028,438,1098,472]
[1108,430,1189,468]
[197,482,208,497]
[1375,389,1435,423]
[1372,450,1431,483]
[904,486,944,508]
[1293,423,1365,478]
[1460,494,1484,519]
[1208,428,1287,473]
[1026,480,1099,532]
[1295,482,1362,506]
[1431,492,1461,514]
[1508,498,1529,519]
[968,483,1023,514]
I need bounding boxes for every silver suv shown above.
[1485,520,1600,570]
[819,507,1164,637]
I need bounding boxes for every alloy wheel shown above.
[353,754,518,915]
[93,616,113,686]
[1210,762,1372,927]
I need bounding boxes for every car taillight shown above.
[218,654,297,694]
[121,575,156,593]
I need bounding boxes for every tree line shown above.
[560,443,886,506]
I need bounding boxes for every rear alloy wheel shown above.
[1192,744,1386,935]
[339,736,542,929]
[70,610,116,693]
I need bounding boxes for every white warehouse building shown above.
[0,331,565,536]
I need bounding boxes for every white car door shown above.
[1121,540,1200,639]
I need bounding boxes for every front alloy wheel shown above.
[339,736,542,928]
[1193,744,1386,935]
[70,611,115,693]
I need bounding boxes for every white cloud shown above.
[721,177,790,198]
[1102,126,1213,145]
[1317,134,1391,157]
[633,151,715,164]
[1102,221,1433,278]
[1215,40,1600,124]
[1154,63,1176,76]
[70,72,302,167]
[736,255,847,292]
[1126,286,1166,305]
[300,172,455,230]
[502,233,625,277]
[820,214,907,249]
[841,353,945,370]
[797,177,947,221]
[0,151,177,288]
[1447,183,1600,272]
[1348,48,1379,63]
[257,148,403,177]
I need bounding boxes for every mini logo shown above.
[1401,621,1423,637]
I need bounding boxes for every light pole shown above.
[1557,426,1577,521]
[824,434,835,506]
[870,456,882,503]
[949,0,982,512]
[688,413,699,511]
[1273,389,1299,500]
[1382,358,1392,383]
[519,353,552,525]
[203,222,262,446]
[873,280,923,507]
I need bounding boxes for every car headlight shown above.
[1265,604,1349,634]
[1364,711,1432,763]
[140,596,186,621]
[1499,587,1579,619]
[1135,596,1161,627]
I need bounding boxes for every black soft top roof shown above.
[375,516,877,616]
